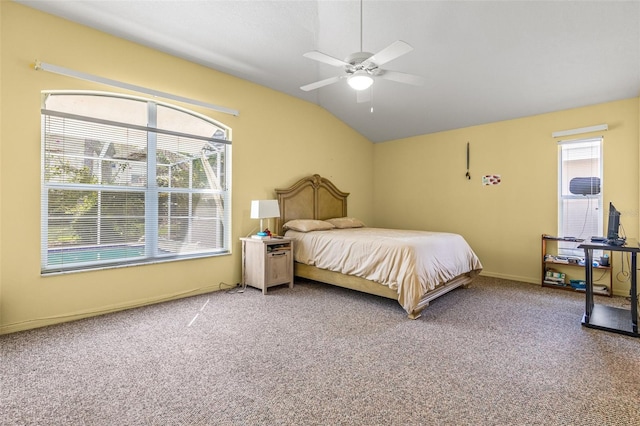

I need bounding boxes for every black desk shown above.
[578,240,639,338]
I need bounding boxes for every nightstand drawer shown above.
[266,250,292,285]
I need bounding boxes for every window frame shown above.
[557,137,603,256]
[41,91,232,274]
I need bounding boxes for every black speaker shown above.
[569,177,600,195]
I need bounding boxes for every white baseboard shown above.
[479,271,539,285]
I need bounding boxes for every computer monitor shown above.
[606,202,621,241]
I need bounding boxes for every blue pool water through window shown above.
[47,245,146,266]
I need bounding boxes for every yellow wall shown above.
[374,98,639,295]
[0,3,373,333]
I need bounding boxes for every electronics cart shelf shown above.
[578,240,639,338]
[541,234,613,297]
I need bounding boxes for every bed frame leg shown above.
[408,303,428,319]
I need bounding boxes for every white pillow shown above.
[283,219,335,232]
[325,217,366,229]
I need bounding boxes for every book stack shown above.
[544,270,566,287]
[592,285,609,295]
[572,284,609,294]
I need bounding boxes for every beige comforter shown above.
[285,227,483,314]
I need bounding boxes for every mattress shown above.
[284,227,483,313]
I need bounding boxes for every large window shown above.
[557,137,603,256]
[41,92,231,273]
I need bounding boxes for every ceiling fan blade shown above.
[379,70,424,86]
[300,75,344,91]
[303,51,351,67]
[356,88,371,103]
[363,40,413,67]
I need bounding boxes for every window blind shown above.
[41,93,231,273]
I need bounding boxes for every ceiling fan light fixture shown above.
[348,70,374,91]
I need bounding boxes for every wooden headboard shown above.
[274,174,349,235]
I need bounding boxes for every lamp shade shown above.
[347,70,374,91]
[250,200,280,219]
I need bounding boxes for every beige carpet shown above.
[1,275,639,425]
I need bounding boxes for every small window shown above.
[41,91,232,273]
[557,137,603,256]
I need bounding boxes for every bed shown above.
[274,174,483,319]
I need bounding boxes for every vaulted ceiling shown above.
[16,0,640,142]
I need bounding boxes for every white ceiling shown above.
[16,0,640,143]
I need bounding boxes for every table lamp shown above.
[250,199,280,238]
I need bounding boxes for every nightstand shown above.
[240,237,294,294]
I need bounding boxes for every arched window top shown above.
[42,90,231,141]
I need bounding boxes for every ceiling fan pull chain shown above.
[360,0,364,52]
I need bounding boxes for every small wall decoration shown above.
[482,174,501,186]
[465,142,471,180]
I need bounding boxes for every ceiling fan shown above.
[300,0,424,102]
